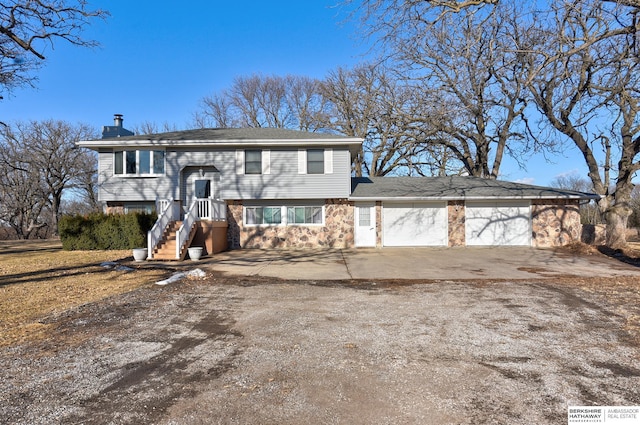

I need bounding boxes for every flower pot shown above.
[132,248,148,262]
[188,247,203,261]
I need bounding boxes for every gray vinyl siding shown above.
[97,146,352,203]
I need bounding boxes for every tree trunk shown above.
[604,204,631,249]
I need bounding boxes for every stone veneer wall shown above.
[531,199,582,247]
[448,201,465,247]
[105,202,125,214]
[227,199,354,249]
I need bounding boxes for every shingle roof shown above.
[350,176,598,200]
[79,127,361,145]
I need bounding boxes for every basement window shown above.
[245,206,282,225]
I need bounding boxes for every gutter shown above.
[348,194,601,201]
[76,138,363,149]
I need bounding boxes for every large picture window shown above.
[244,205,324,226]
[114,150,165,176]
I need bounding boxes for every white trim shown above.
[78,138,363,149]
[235,149,244,175]
[262,149,271,175]
[298,149,306,174]
[324,148,333,174]
[349,195,595,201]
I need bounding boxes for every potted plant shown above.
[132,248,148,262]
[187,246,203,261]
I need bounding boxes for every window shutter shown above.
[262,149,271,175]
[298,149,306,174]
[236,150,244,175]
[324,148,333,174]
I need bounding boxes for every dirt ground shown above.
[1,266,640,424]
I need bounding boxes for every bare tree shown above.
[195,74,328,131]
[550,172,602,224]
[0,1,108,100]
[347,2,537,178]
[321,63,458,176]
[0,148,47,238]
[130,121,179,135]
[346,0,640,247]
[521,0,640,248]
[0,120,98,237]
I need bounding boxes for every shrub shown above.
[59,212,157,250]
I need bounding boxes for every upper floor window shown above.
[245,150,262,175]
[114,150,165,176]
[298,148,333,174]
[237,149,270,175]
[307,149,324,174]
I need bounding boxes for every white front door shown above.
[355,203,376,247]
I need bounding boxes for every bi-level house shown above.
[78,115,362,259]
[78,115,598,260]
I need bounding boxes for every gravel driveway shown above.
[1,273,640,424]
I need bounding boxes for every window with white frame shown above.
[298,148,332,174]
[237,149,270,175]
[287,206,323,224]
[194,179,211,198]
[306,149,324,174]
[245,206,282,225]
[245,150,262,175]
[114,150,165,176]
[244,205,324,226]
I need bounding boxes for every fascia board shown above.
[349,194,600,201]
[77,138,363,149]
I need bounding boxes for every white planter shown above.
[132,248,148,262]
[188,247,203,261]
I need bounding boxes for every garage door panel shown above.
[466,201,531,246]
[383,202,447,246]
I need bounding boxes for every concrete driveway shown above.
[204,247,640,280]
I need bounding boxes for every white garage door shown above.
[465,201,531,246]
[383,202,448,246]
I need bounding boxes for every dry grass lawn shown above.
[0,240,170,347]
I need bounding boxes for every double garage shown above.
[381,200,532,247]
[350,176,595,249]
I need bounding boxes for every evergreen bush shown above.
[59,212,157,250]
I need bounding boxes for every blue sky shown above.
[0,0,588,186]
